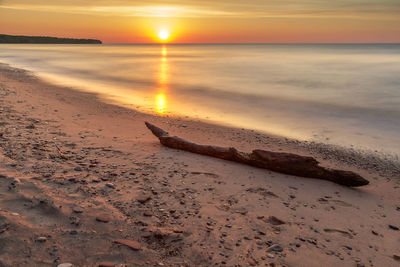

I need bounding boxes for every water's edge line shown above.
[0,61,399,178]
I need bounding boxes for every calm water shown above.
[1,44,400,156]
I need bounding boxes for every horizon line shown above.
[103,42,400,45]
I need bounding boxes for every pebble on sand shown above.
[96,213,111,223]
[36,236,47,242]
[72,206,84,213]
[266,216,285,225]
[105,183,115,189]
[114,239,142,251]
[266,244,283,253]
[137,194,151,204]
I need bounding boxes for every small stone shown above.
[11,178,21,184]
[137,194,151,204]
[256,240,264,246]
[206,225,214,231]
[58,263,73,267]
[143,211,153,217]
[233,207,248,215]
[36,236,47,242]
[307,239,317,245]
[267,253,274,258]
[389,225,399,231]
[105,183,115,189]
[371,230,379,235]
[96,213,111,223]
[72,206,84,213]
[247,258,257,266]
[393,254,400,261]
[114,239,142,251]
[267,244,283,253]
[70,230,78,235]
[74,166,82,171]
[68,178,78,183]
[266,216,285,225]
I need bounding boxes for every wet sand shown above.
[0,63,399,267]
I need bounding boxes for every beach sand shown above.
[0,63,399,266]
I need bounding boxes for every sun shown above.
[158,30,170,42]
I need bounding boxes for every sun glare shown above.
[158,30,170,41]
[156,93,167,114]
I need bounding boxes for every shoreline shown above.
[0,63,399,266]
[1,43,400,158]
[1,62,398,178]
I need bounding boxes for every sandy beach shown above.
[0,63,399,266]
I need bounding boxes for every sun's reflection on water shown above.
[155,93,167,114]
[161,46,167,57]
[155,45,169,114]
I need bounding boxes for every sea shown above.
[0,44,399,157]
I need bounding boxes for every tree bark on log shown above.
[145,122,369,187]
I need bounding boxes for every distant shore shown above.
[0,63,399,266]
[0,34,102,44]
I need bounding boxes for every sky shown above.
[1,0,400,43]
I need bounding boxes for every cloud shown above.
[0,4,235,18]
[1,0,400,19]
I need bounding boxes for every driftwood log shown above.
[145,122,369,187]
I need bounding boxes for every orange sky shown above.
[1,0,400,43]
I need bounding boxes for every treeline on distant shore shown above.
[0,34,102,44]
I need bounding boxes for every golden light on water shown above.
[155,45,169,114]
[158,46,169,84]
[161,46,167,56]
[155,93,167,114]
